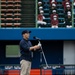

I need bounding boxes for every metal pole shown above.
[35,0,38,28]
[39,40,49,75]
[39,41,49,68]
[0,0,1,28]
[72,0,74,27]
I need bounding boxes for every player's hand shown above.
[38,42,41,47]
[33,45,41,51]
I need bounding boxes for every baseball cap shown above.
[52,4,56,7]
[66,4,70,7]
[38,1,42,4]
[53,10,56,12]
[67,11,71,14]
[68,13,71,16]
[66,2,69,4]
[74,2,75,6]
[40,10,44,14]
[22,30,31,35]
[53,15,57,17]
[39,6,43,10]
[52,0,55,2]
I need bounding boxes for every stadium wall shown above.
[0,28,75,40]
[0,28,75,68]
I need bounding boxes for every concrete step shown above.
[22,5,35,9]
[22,10,35,14]
[22,1,35,4]
[21,19,35,23]
[21,0,35,27]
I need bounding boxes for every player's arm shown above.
[30,45,40,51]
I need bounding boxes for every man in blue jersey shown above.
[19,30,41,75]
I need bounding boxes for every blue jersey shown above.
[19,38,33,62]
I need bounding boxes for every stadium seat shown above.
[44,18,50,20]
[1,13,6,16]
[43,9,49,11]
[57,0,62,2]
[1,9,7,12]
[6,18,13,21]
[58,18,64,20]
[14,18,21,21]
[6,13,14,16]
[14,9,21,12]
[7,9,14,12]
[14,13,21,16]
[57,4,62,7]
[1,0,6,3]
[6,23,13,26]
[58,13,64,15]
[7,0,14,3]
[1,23,6,27]
[1,4,6,7]
[14,23,21,26]
[43,4,50,10]
[1,18,6,20]
[14,4,21,7]
[57,9,63,11]
[1,0,21,28]
[59,23,64,25]
[14,0,21,3]
[7,4,14,7]
[43,0,49,2]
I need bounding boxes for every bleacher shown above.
[38,0,75,28]
[0,0,75,28]
[1,0,21,27]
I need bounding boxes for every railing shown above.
[0,64,75,75]
[0,64,40,75]
[0,64,20,75]
[41,64,75,75]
